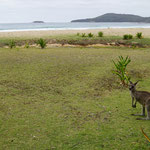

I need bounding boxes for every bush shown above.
[37,38,47,49]
[128,34,133,39]
[123,34,128,40]
[9,40,16,49]
[123,34,133,40]
[98,32,103,37]
[25,43,29,48]
[88,33,94,38]
[81,33,86,37]
[76,33,80,36]
[112,56,131,86]
[136,32,142,39]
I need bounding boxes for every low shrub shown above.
[123,34,129,40]
[123,34,133,40]
[25,43,29,48]
[98,32,103,37]
[136,32,142,39]
[81,33,86,37]
[37,38,47,49]
[88,33,94,37]
[112,56,131,86]
[76,33,80,36]
[9,40,16,49]
[128,34,133,39]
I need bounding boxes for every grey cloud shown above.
[0,0,149,23]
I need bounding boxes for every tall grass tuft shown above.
[136,32,142,39]
[76,33,80,36]
[112,56,131,86]
[98,32,103,37]
[128,34,133,39]
[37,38,47,49]
[25,42,29,48]
[123,35,128,40]
[81,33,86,37]
[9,40,16,49]
[88,33,94,37]
[123,34,133,40]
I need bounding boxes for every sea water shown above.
[0,22,150,32]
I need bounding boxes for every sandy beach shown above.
[0,28,150,38]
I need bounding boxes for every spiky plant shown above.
[37,38,47,49]
[128,34,133,39]
[81,33,86,37]
[136,32,142,39]
[88,33,94,38]
[9,40,16,49]
[112,56,131,86]
[76,33,80,36]
[25,42,29,48]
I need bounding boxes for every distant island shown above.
[71,13,150,23]
[33,21,44,23]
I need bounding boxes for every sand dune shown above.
[0,28,150,38]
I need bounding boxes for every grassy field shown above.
[0,46,150,149]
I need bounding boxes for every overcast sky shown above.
[0,0,149,23]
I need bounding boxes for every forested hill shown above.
[71,13,150,23]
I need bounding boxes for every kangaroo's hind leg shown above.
[131,106,145,116]
[136,105,150,120]
[146,105,150,120]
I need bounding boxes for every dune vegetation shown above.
[0,32,150,48]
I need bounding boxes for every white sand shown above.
[0,28,150,38]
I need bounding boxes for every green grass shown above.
[0,47,150,149]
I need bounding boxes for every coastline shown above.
[0,28,150,38]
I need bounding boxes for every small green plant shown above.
[123,34,128,40]
[131,44,136,49]
[128,34,133,39]
[123,34,133,40]
[88,33,94,38]
[25,42,29,48]
[136,32,142,39]
[98,32,103,37]
[112,56,131,86]
[37,38,47,49]
[81,33,86,37]
[9,40,16,49]
[76,33,80,36]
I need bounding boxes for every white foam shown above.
[0,22,150,32]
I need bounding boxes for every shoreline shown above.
[0,28,150,38]
[1,26,150,33]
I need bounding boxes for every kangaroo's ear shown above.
[129,81,133,84]
[134,80,141,85]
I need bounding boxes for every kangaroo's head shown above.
[129,80,140,91]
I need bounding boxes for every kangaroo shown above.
[129,81,150,120]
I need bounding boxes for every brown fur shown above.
[129,81,150,120]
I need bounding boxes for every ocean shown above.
[0,22,150,32]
